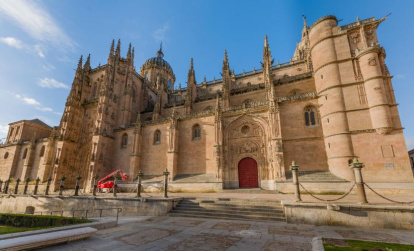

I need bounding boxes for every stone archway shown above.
[223,114,268,189]
[238,157,258,188]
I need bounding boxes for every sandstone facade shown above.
[0,15,412,190]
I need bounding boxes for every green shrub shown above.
[0,213,90,228]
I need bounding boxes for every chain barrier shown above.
[364,183,414,204]
[299,183,356,202]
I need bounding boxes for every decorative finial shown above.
[302,14,307,27]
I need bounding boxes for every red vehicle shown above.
[97,169,129,190]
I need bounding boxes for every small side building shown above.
[0,119,54,181]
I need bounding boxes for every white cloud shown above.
[14,93,58,116]
[0,0,75,48]
[34,44,45,58]
[0,37,48,58]
[15,94,41,106]
[42,64,56,71]
[153,23,169,43]
[0,37,23,48]
[38,77,68,89]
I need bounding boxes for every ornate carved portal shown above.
[224,115,269,187]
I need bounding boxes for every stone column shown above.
[74,175,81,196]
[58,175,66,196]
[45,177,52,195]
[0,180,3,193]
[167,116,179,180]
[163,169,169,198]
[349,158,368,204]
[93,174,99,196]
[290,161,302,202]
[136,170,143,198]
[13,178,20,194]
[33,177,40,195]
[23,177,29,195]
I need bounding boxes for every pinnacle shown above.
[77,55,83,69]
[264,35,269,47]
[116,39,121,55]
[110,39,115,54]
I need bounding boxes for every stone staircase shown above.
[168,198,285,222]
[285,171,348,183]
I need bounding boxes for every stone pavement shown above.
[40,216,414,251]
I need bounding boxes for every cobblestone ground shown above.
[41,216,414,251]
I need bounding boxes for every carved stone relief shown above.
[224,116,270,184]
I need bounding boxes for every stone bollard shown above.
[4,179,10,194]
[45,177,52,195]
[23,177,30,195]
[349,158,368,204]
[93,174,99,196]
[290,161,302,202]
[0,180,3,193]
[14,178,21,194]
[74,175,82,196]
[163,169,170,198]
[58,175,66,196]
[113,172,120,197]
[136,170,143,198]
[33,177,40,195]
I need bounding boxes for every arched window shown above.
[132,87,136,102]
[39,146,45,157]
[4,152,9,159]
[121,133,128,148]
[304,107,317,127]
[93,84,97,97]
[145,72,149,81]
[193,124,201,140]
[22,148,28,159]
[154,130,161,144]
[168,79,172,89]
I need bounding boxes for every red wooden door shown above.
[238,157,258,188]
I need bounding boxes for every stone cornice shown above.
[273,72,313,86]
[309,15,338,30]
[283,136,323,142]
[313,58,352,75]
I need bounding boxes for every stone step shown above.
[175,204,283,212]
[168,212,286,222]
[285,171,348,183]
[171,207,284,217]
[179,199,282,207]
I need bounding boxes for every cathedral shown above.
[0,15,413,191]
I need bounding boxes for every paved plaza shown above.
[40,215,414,251]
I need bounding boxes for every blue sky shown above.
[0,0,413,149]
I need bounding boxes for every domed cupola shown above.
[140,44,176,91]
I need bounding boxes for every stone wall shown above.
[0,195,179,217]
[283,202,414,230]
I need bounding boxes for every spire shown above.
[115,39,121,57]
[223,50,229,70]
[188,58,196,84]
[132,47,135,62]
[156,42,164,58]
[127,43,132,60]
[109,39,115,56]
[263,35,272,63]
[83,54,91,71]
[303,14,307,27]
[75,55,83,78]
